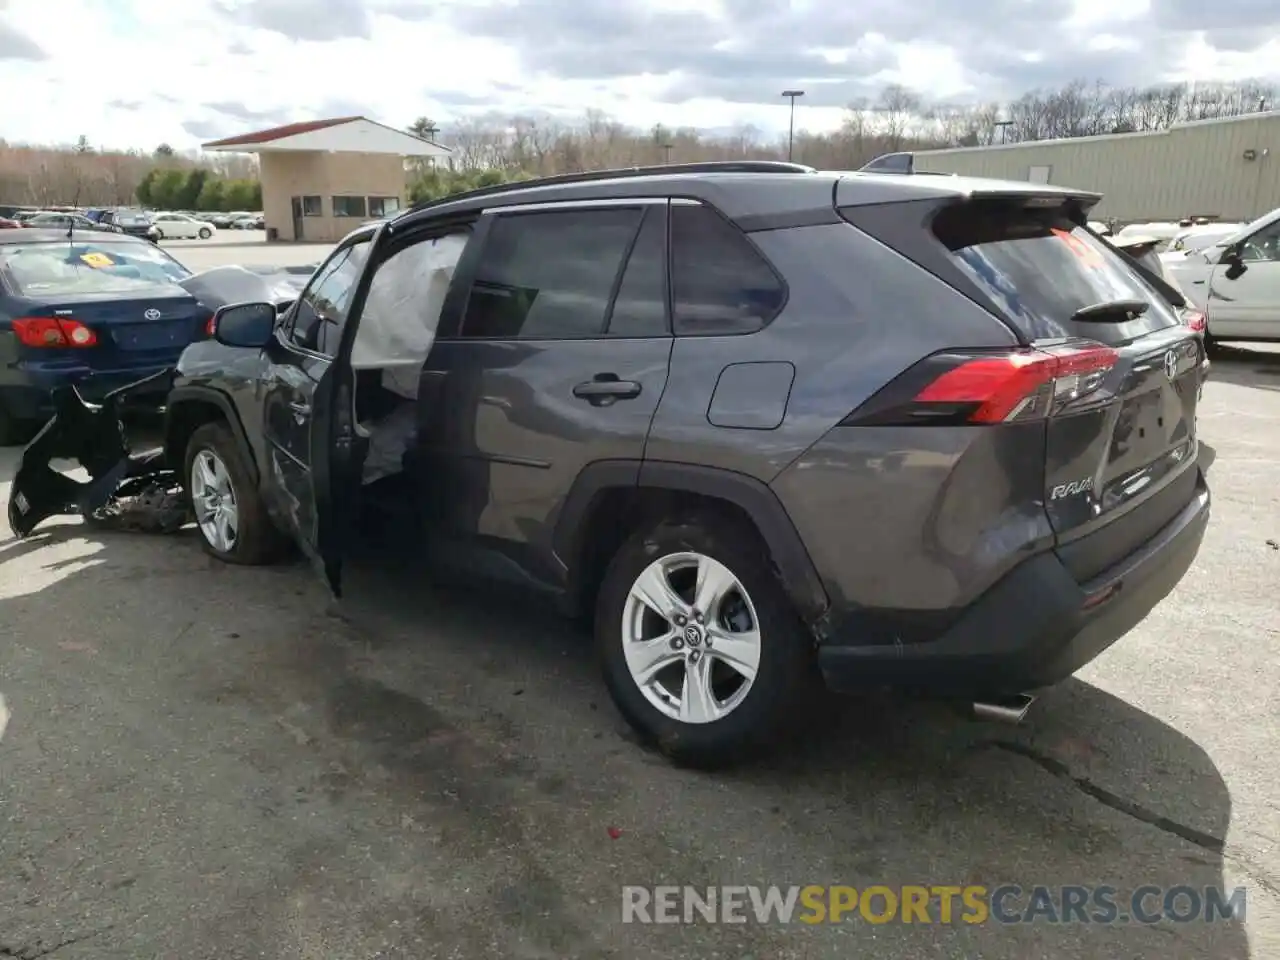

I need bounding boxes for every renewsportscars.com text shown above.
[621,885,1247,925]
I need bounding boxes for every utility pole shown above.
[781,90,805,161]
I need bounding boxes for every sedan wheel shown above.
[190,448,239,554]
[621,551,762,725]
[198,227,212,239]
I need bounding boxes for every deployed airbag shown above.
[350,233,468,400]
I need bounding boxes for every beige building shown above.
[202,116,451,242]
[912,111,1280,223]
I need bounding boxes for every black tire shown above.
[198,227,212,239]
[183,421,285,564]
[595,512,817,767]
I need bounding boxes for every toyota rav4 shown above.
[11,161,1212,766]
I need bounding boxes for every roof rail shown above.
[403,160,817,216]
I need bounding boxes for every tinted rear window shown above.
[932,201,1180,341]
[0,241,191,296]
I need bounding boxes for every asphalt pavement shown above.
[1,250,1278,957]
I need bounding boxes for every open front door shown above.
[260,227,380,596]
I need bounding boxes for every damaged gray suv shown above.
[9,161,1211,766]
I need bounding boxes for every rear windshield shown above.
[932,201,1181,341]
[0,241,191,297]
[114,211,152,225]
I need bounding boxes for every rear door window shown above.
[604,206,669,337]
[931,201,1181,342]
[458,207,643,340]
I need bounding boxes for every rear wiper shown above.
[1071,298,1150,322]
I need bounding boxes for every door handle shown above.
[573,376,641,405]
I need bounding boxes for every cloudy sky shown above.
[2,0,1279,151]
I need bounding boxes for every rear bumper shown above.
[0,365,173,419]
[818,472,1210,696]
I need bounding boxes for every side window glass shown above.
[605,207,669,337]
[459,207,642,339]
[670,204,785,336]
[290,239,370,355]
[1241,222,1280,262]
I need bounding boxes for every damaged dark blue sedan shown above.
[0,229,206,445]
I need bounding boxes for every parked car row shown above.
[0,205,266,239]
[207,211,265,230]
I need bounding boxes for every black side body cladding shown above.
[552,460,831,628]
[164,386,260,484]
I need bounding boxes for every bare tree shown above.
[875,84,923,150]
[4,78,1278,207]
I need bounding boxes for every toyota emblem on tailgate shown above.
[144,308,162,321]
[1163,350,1178,381]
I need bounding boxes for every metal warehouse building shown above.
[913,111,1280,222]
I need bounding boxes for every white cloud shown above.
[1,0,1279,152]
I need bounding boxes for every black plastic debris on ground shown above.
[7,370,187,538]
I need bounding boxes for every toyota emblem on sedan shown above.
[1163,350,1178,382]
[144,308,162,321]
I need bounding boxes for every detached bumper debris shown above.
[7,264,311,540]
[7,369,187,538]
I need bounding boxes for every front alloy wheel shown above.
[622,551,762,725]
[190,448,238,553]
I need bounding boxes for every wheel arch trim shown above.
[552,459,830,628]
[165,385,259,485]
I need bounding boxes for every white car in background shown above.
[1113,221,1182,248]
[1162,206,1280,347]
[152,212,216,240]
[1159,223,1247,264]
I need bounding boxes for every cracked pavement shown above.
[1,266,1278,956]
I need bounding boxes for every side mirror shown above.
[1219,243,1248,280]
[213,302,276,348]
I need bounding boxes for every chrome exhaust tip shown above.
[971,694,1036,725]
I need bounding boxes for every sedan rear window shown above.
[0,241,191,297]
[932,200,1181,342]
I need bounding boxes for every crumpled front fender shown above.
[7,368,180,537]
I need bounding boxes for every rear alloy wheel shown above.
[597,515,815,767]
[622,552,762,724]
[184,422,285,565]
[198,227,212,239]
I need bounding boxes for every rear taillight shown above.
[205,315,216,336]
[1182,309,1207,334]
[12,316,98,348]
[843,341,1119,427]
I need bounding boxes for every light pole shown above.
[781,90,805,161]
